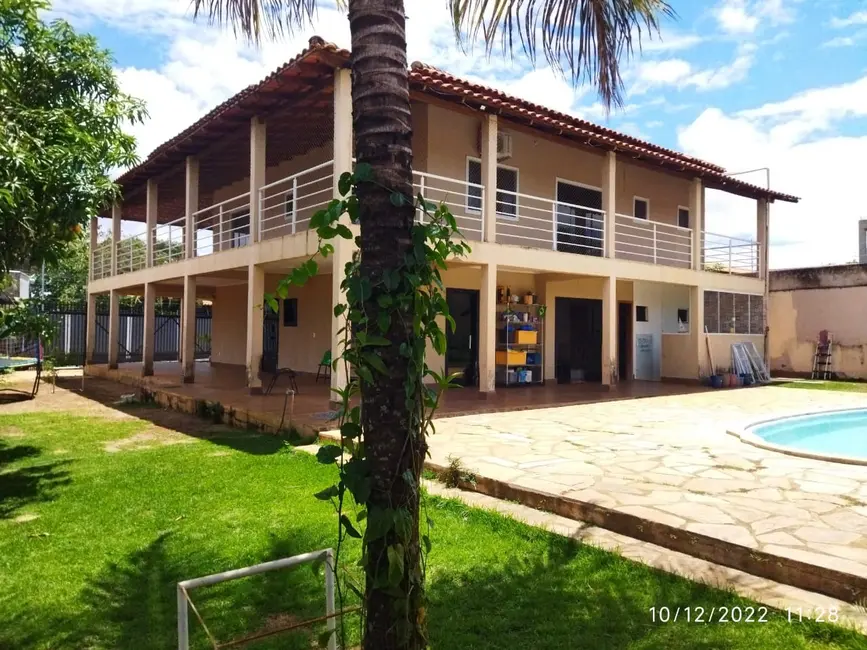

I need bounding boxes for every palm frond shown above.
[450,0,674,108]
[191,0,318,44]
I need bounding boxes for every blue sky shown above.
[50,0,867,268]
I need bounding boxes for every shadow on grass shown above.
[0,528,344,650]
[54,375,289,456]
[426,534,864,650]
[0,439,70,519]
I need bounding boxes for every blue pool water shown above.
[750,409,867,460]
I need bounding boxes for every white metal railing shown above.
[192,193,251,256]
[91,246,112,280]
[413,170,484,240]
[614,214,692,268]
[703,232,759,275]
[114,231,148,275]
[152,215,187,266]
[259,160,334,240]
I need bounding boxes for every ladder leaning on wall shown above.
[811,330,834,380]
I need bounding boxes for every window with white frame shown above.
[677,207,690,229]
[466,159,519,218]
[633,197,649,220]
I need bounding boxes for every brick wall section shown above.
[719,292,735,333]
[749,295,764,335]
[704,291,719,333]
[734,294,750,334]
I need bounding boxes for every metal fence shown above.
[0,301,212,366]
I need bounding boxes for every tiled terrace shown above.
[85,361,707,433]
[421,386,867,602]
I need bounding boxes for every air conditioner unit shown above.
[497,131,513,160]
[476,127,514,161]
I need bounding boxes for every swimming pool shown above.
[733,408,867,464]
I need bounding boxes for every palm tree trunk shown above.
[347,1,424,648]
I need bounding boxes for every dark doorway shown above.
[555,297,602,383]
[446,289,479,387]
[555,182,603,256]
[262,302,279,373]
[618,302,632,381]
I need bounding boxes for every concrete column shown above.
[246,264,265,393]
[85,292,97,364]
[331,67,353,202]
[480,114,498,243]
[182,275,196,383]
[602,151,617,258]
[250,116,266,243]
[329,67,355,399]
[107,289,120,369]
[601,275,617,386]
[110,202,121,276]
[146,179,158,267]
[89,215,98,281]
[142,283,156,376]
[690,285,705,377]
[177,298,184,363]
[185,156,199,259]
[690,178,703,271]
[478,262,497,393]
[757,198,769,279]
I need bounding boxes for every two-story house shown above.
[84,37,797,399]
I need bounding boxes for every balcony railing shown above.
[413,170,484,240]
[614,214,692,269]
[90,166,760,281]
[703,232,759,275]
[192,193,251,256]
[153,215,186,265]
[259,160,334,240]
[115,231,148,275]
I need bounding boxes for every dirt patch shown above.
[103,426,197,453]
[0,426,25,438]
[13,513,39,523]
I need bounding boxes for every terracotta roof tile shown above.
[113,37,798,205]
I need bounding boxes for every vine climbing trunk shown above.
[347,0,425,648]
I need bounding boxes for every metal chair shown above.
[316,349,332,384]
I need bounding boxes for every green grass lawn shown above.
[775,380,867,393]
[1,408,865,649]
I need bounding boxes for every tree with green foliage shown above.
[191,1,672,648]
[0,0,145,275]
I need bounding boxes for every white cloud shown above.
[713,0,797,36]
[678,77,867,268]
[640,32,704,53]
[715,0,759,35]
[830,10,867,29]
[630,45,755,93]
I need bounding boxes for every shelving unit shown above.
[495,302,545,387]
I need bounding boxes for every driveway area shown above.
[427,386,867,586]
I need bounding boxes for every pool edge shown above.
[728,407,867,466]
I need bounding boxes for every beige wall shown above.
[420,102,692,252]
[199,143,333,251]
[769,286,867,378]
[211,283,248,365]
[662,333,765,379]
[210,272,333,374]
[266,272,333,374]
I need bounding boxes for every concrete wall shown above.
[769,284,867,378]
[421,103,693,250]
[211,283,248,365]
[661,332,765,379]
[210,272,333,374]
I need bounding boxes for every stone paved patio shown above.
[424,386,867,587]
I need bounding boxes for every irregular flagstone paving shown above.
[426,386,867,580]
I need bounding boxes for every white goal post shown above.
[177,548,337,650]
